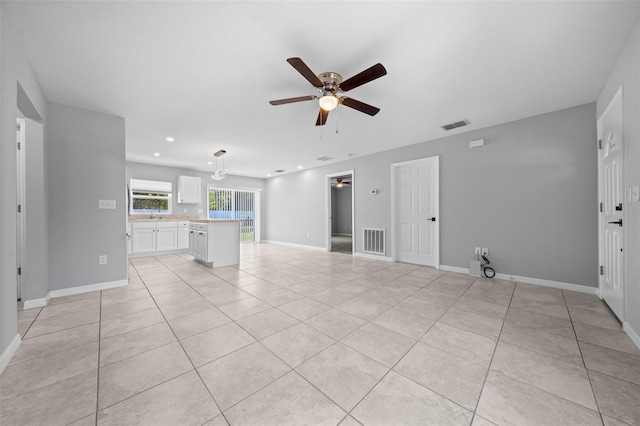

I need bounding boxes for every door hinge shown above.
[17,267,21,276]
[17,142,21,150]
[599,202,603,213]
[598,139,602,150]
[17,204,21,213]
[600,265,604,276]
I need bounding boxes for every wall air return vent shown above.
[316,156,334,162]
[441,119,470,131]
[275,169,285,173]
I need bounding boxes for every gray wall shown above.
[332,186,352,236]
[597,20,640,335]
[1,7,48,360]
[46,103,127,290]
[267,103,598,287]
[126,162,267,240]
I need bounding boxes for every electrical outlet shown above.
[183,208,188,213]
[99,255,107,265]
[475,247,481,255]
[481,248,489,256]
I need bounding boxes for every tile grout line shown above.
[141,256,232,426]
[563,290,606,426]
[468,279,517,420]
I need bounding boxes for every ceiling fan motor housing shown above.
[318,72,343,93]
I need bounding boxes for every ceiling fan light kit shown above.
[270,57,387,126]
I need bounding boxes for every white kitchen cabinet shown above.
[177,175,201,204]
[189,220,240,267]
[177,221,190,249]
[131,221,180,254]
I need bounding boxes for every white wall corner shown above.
[0,334,22,375]
[49,279,128,299]
[623,322,640,350]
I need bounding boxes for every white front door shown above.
[599,88,624,321]
[394,156,439,267]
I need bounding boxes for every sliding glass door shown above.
[208,187,259,243]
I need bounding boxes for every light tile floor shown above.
[2,244,640,425]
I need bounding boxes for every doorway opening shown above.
[327,170,354,254]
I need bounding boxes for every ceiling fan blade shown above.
[339,63,387,92]
[287,57,324,88]
[316,108,329,126]
[341,97,380,116]
[269,95,316,106]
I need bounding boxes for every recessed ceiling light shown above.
[298,166,303,170]
[166,137,174,142]
[267,174,271,177]
[208,161,212,165]
[154,153,160,157]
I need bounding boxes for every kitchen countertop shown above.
[128,215,198,222]
[189,219,242,223]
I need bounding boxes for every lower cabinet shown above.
[131,221,190,255]
[189,221,240,267]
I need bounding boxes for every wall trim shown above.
[440,264,598,294]
[354,252,393,262]
[0,334,21,375]
[331,233,353,237]
[128,249,188,258]
[263,240,326,252]
[623,322,640,350]
[23,294,51,310]
[49,279,128,299]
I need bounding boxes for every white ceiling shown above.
[3,1,639,178]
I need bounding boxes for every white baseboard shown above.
[49,279,128,299]
[332,233,353,237]
[354,252,393,262]
[623,322,640,350]
[23,294,51,310]
[263,240,327,252]
[128,249,188,258]
[440,265,598,295]
[0,334,21,375]
[440,265,468,274]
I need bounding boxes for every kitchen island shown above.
[188,220,240,267]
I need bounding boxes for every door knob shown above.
[608,219,623,226]
[429,217,436,222]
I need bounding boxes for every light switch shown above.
[99,199,116,209]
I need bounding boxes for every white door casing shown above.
[326,170,355,253]
[16,118,26,301]
[598,87,624,321]
[392,156,439,267]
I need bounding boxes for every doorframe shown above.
[16,118,26,301]
[597,86,625,321]
[390,156,440,267]
[326,170,355,253]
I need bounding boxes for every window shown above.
[129,179,172,215]
[209,187,259,243]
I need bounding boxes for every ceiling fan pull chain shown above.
[335,106,339,134]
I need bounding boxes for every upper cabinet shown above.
[177,175,201,204]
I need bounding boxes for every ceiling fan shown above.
[333,177,352,188]
[270,57,387,126]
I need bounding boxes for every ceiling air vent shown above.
[316,156,334,162]
[441,119,470,131]
[274,169,285,173]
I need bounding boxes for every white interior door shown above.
[16,118,26,301]
[599,88,624,321]
[394,157,439,266]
